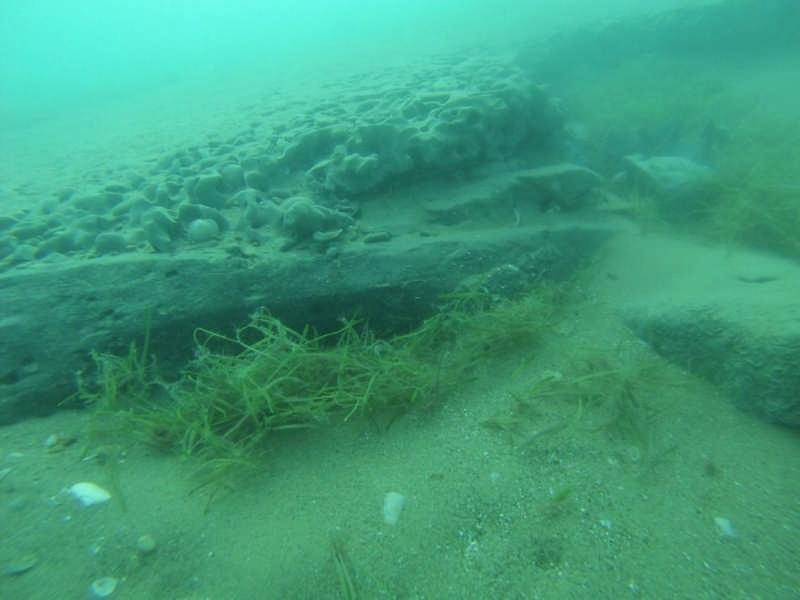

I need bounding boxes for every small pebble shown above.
[4,552,38,575]
[363,231,392,243]
[136,534,157,554]
[43,433,76,453]
[312,228,343,242]
[93,232,128,255]
[186,218,219,242]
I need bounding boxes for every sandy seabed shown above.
[2,289,798,599]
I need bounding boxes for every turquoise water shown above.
[0,1,713,124]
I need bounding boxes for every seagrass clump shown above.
[83,283,562,460]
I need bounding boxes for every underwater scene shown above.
[1,1,799,598]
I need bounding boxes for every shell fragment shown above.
[68,482,111,507]
[382,491,406,526]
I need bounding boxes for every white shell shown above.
[89,576,118,598]
[714,516,737,538]
[382,491,406,526]
[68,482,111,507]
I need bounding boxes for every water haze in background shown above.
[0,0,717,126]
